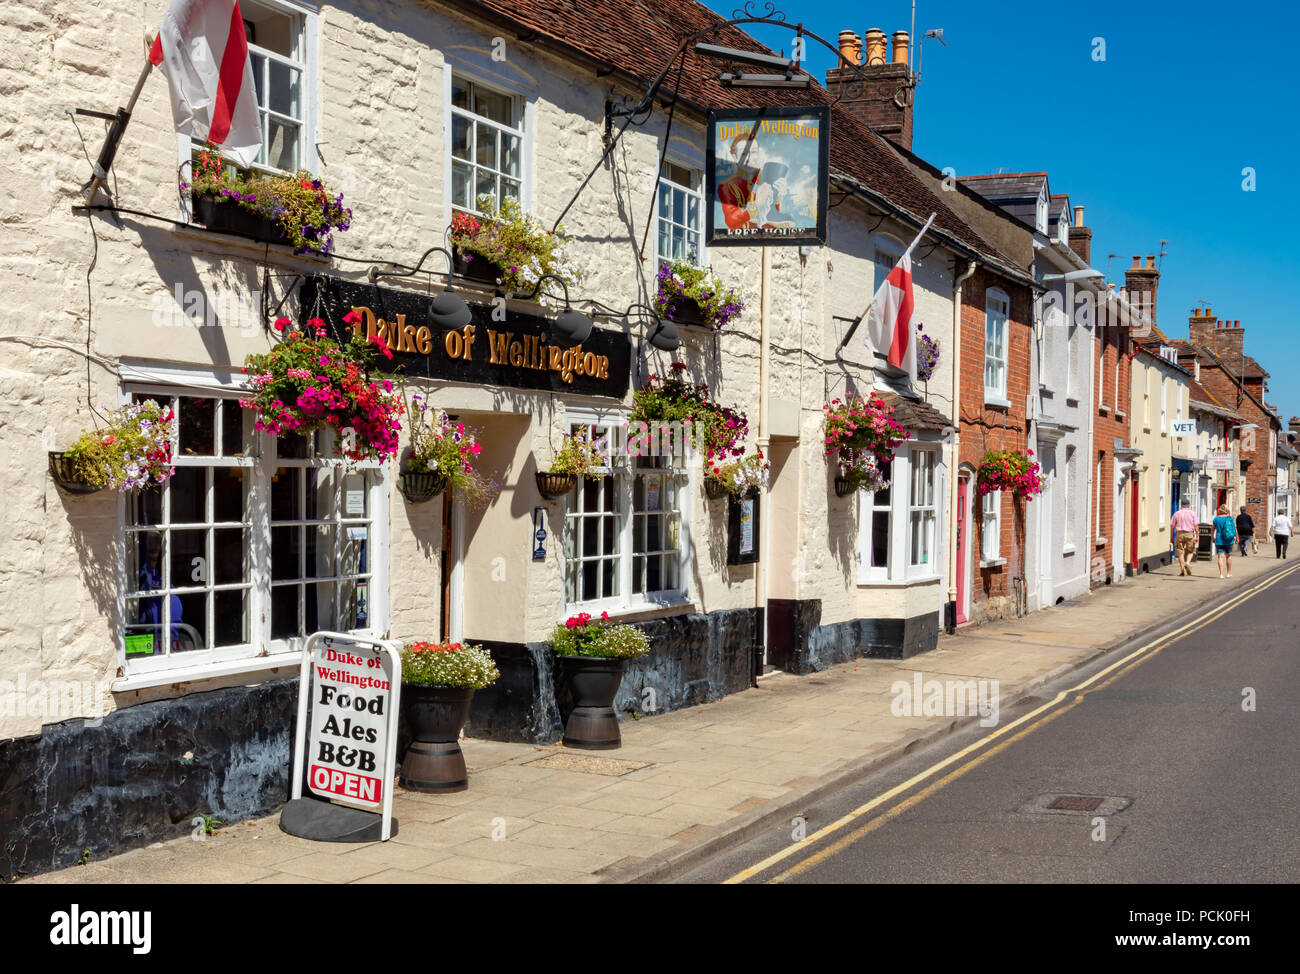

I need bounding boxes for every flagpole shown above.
[82,54,157,205]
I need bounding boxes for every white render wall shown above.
[0,0,962,735]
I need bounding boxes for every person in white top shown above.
[1274,513,1292,559]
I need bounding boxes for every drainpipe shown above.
[946,260,978,633]
[755,247,771,685]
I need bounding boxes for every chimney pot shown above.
[1145,255,1156,269]
[1072,205,1084,227]
[838,29,862,66]
[1131,256,1140,267]
[864,28,887,65]
[1206,307,1212,317]
[891,30,910,66]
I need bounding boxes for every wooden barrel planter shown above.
[556,656,628,750]
[399,685,475,792]
[833,476,859,498]
[399,471,448,503]
[48,452,102,494]
[535,471,578,499]
[191,194,291,246]
[452,246,504,285]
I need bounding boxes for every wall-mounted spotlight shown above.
[368,246,472,327]
[521,274,594,343]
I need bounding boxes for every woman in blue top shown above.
[1212,504,1236,579]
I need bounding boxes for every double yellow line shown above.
[724,562,1300,884]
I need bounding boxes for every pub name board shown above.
[298,275,632,399]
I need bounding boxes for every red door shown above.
[956,475,969,623]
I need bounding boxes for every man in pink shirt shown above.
[1171,499,1199,576]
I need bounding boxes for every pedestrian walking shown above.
[1213,504,1236,578]
[1235,507,1254,556]
[1170,499,1199,576]
[1274,511,1292,559]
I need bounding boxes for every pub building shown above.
[0,0,1026,874]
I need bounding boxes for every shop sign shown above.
[727,492,760,566]
[706,105,830,247]
[289,632,401,838]
[1207,451,1234,471]
[299,276,631,399]
[1170,418,1196,437]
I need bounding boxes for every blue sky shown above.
[703,0,1299,422]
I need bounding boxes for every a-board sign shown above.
[290,632,401,840]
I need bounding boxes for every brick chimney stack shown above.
[1068,205,1092,264]
[1189,306,1245,363]
[1123,254,1159,332]
[825,27,913,151]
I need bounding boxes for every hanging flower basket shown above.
[704,450,769,501]
[823,393,909,461]
[48,452,103,494]
[833,476,858,498]
[630,362,747,459]
[976,449,1045,499]
[406,395,500,509]
[243,314,403,462]
[399,471,448,503]
[916,323,939,382]
[536,471,578,498]
[704,476,730,500]
[834,452,891,496]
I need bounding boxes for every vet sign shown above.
[1170,418,1196,437]
[290,632,401,838]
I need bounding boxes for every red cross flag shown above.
[863,213,935,385]
[148,0,262,167]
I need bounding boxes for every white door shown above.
[1037,450,1055,606]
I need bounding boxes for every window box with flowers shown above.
[976,449,1045,499]
[184,145,352,256]
[398,640,500,792]
[550,611,650,749]
[50,400,176,494]
[403,395,500,506]
[448,195,581,296]
[653,259,747,331]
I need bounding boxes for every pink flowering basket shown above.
[976,449,1045,498]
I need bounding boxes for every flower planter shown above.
[399,684,475,792]
[664,297,709,328]
[399,471,447,503]
[556,655,628,750]
[834,476,858,497]
[704,476,730,500]
[191,193,291,246]
[535,471,578,499]
[48,452,102,494]
[452,246,504,285]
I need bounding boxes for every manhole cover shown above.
[525,753,650,776]
[1046,795,1104,812]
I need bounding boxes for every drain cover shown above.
[525,753,650,776]
[1047,795,1104,812]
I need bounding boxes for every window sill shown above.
[1116,411,1127,420]
[980,557,1006,569]
[857,573,942,588]
[172,223,332,264]
[1143,426,1151,434]
[1099,405,1110,415]
[113,650,304,693]
[1062,545,1077,555]
[565,597,698,625]
[984,395,1011,410]
[1066,397,1080,408]
[1096,537,1107,547]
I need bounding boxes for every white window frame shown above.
[984,289,1010,405]
[655,160,705,269]
[115,376,388,682]
[980,489,1002,564]
[856,441,945,584]
[446,70,529,221]
[562,407,692,616]
[177,0,319,212]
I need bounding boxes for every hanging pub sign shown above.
[299,275,632,399]
[706,105,830,247]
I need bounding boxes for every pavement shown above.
[24,550,1290,885]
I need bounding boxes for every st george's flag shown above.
[148,0,262,167]
[863,213,935,384]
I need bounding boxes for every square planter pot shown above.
[191,193,291,246]
[452,246,504,285]
[664,297,710,328]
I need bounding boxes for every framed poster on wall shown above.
[727,491,760,566]
[706,105,830,247]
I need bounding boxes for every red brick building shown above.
[1090,287,1136,584]
[958,269,1036,621]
